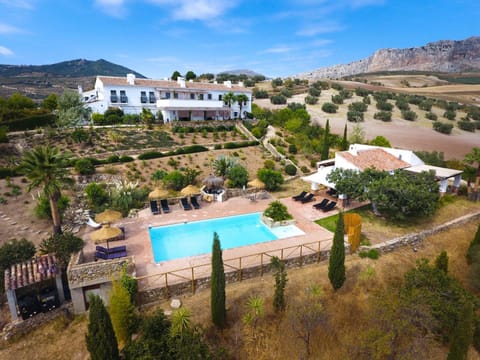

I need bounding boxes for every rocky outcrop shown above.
[296,36,480,80]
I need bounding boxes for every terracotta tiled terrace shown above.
[81,191,353,290]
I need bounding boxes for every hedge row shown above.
[137,145,209,160]
[66,155,134,167]
[223,140,259,149]
[2,113,56,131]
[0,167,18,179]
[172,125,235,133]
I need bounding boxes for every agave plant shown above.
[212,155,238,178]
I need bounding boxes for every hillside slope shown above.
[296,36,480,80]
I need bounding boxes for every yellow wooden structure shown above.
[344,213,362,252]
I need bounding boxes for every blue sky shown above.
[0,0,478,78]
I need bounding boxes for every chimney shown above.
[177,76,186,88]
[238,81,244,87]
[223,80,232,88]
[77,85,83,94]
[126,73,135,85]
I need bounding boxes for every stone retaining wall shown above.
[138,211,480,305]
[359,211,480,254]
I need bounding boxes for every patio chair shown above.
[313,199,329,209]
[160,199,171,213]
[292,191,307,201]
[322,201,337,212]
[180,197,192,211]
[96,245,126,254]
[300,193,315,204]
[107,250,127,259]
[150,200,160,215]
[95,251,108,260]
[191,196,201,209]
[86,217,101,229]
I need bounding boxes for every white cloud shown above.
[94,0,127,18]
[0,0,35,9]
[311,39,333,47]
[297,22,343,36]
[0,46,14,56]
[0,23,23,34]
[148,0,238,21]
[262,46,294,54]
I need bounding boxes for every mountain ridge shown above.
[295,36,480,80]
[0,58,145,78]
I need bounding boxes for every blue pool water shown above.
[149,212,279,262]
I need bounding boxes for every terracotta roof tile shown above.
[97,76,251,92]
[338,148,410,171]
[4,254,60,291]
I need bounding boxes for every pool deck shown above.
[82,192,353,289]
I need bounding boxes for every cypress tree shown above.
[271,256,288,312]
[435,250,449,273]
[341,123,348,151]
[211,232,226,328]
[85,294,120,360]
[328,212,346,290]
[447,301,474,360]
[466,223,480,264]
[321,119,330,160]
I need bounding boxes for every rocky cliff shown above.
[296,36,480,80]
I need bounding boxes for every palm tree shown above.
[20,145,74,234]
[222,92,236,119]
[465,147,480,200]
[236,94,249,119]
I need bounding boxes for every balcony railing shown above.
[110,95,118,103]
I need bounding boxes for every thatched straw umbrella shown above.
[203,175,224,190]
[95,209,122,224]
[180,184,201,197]
[148,188,169,200]
[90,224,123,248]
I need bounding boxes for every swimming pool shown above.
[149,212,304,262]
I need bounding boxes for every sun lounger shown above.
[180,197,192,211]
[95,250,127,260]
[322,201,337,212]
[292,191,307,201]
[96,245,126,254]
[300,193,315,204]
[150,200,160,215]
[160,199,171,213]
[86,217,101,229]
[191,197,200,209]
[313,199,329,209]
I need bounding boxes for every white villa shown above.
[303,144,463,195]
[80,74,252,122]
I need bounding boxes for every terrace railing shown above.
[136,239,332,303]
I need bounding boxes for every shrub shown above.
[331,83,343,91]
[162,170,186,191]
[425,112,438,121]
[331,95,344,104]
[270,95,287,104]
[433,122,453,134]
[2,113,55,131]
[444,110,457,120]
[355,87,370,97]
[71,128,89,143]
[280,88,293,98]
[288,144,297,154]
[226,164,248,188]
[253,89,269,99]
[263,200,292,222]
[322,102,338,113]
[373,111,392,122]
[376,101,393,111]
[419,100,433,111]
[401,110,418,121]
[257,168,284,191]
[106,155,120,163]
[285,164,297,176]
[223,141,258,149]
[358,249,380,259]
[347,111,364,122]
[75,158,95,175]
[304,95,318,105]
[264,159,276,170]
[458,120,476,132]
[308,87,321,97]
[348,102,368,112]
[35,194,70,220]
[0,238,36,292]
[251,127,264,139]
[0,167,18,179]
[119,155,134,163]
[85,182,109,211]
[0,126,8,143]
[395,100,410,111]
[39,232,84,268]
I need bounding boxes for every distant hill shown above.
[0,58,145,78]
[217,69,267,78]
[0,59,145,99]
[295,36,480,80]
